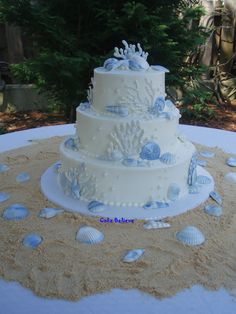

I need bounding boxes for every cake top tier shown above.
[103,40,169,73]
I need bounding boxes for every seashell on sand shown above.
[88,201,106,213]
[23,233,43,249]
[16,172,30,183]
[226,157,236,167]
[209,191,222,205]
[160,152,176,165]
[0,192,10,203]
[0,163,9,173]
[224,172,236,184]
[197,175,211,185]
[3,204,29,221]
[143,220,170,229]
[167,183,180,201]
[140,141,161,160]
[122,249,145,263]
[200,151,215,158]
[176,226,205,246]
[204,204,222,217]
[76,226,104,245]
[39,207,64,219]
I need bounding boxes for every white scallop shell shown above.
[204,204,222,217]
[122,248,145,263]
[209,191,222,205]
[143,220,170,229]
[176,226,205,246]
[226,157,236,167]
[76,226,104,244]
[197,175,211,185]
[224,172,236,184]
[167,183,180,201]
[160,152,176,165]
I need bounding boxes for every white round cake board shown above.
[41,163,214,220]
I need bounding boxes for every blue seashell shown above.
[105,105,129,117]
[64,138,78,151]
[39,207,64,219]
[2,204,29,221]
[129,59,144,71]
[140,141,160,160]
[80,102,91,111]
[0,163,9,173]
[188,153,198,186]
[160,152,176,165]
[153,97,165,113]
[122,158,138,167]
[53,161,62,173]
[176,226,205,246]
[167,183,180,201]
[16,172,30,183]
[103,58,119,71]
[225,172,236,184]
[197,159,207,167]
[188,184,199,194]
[200,151,215,158]
[122,249,145,263]
[23,233,43,249]
[76,226,104,244]
[88,201,106,213]
[197,175,211,185]
[0,192,10,203]
[151,65,169,73]
[204,204,222,217]
[209,191,222,205]
[226,157,236,167]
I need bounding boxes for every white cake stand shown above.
[41,164,214,220]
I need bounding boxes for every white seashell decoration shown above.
[76,226,104,245]
[143,220,170,229]
[209,191,222,205]
[197,175,211,185]
[197,159,207,167]
[176,226,205,246]
[226,157,236,167]
[224,172,236,184]
[88,201,106,213]
[204,204,222,217]
[23,233,43,249]
[200,151,215,158]
[0,163,9,173]
[3,204,29,221]
[122,248,145,263]
[160,152,176,165]
[0,192,10,203]
[39,207,64,219]
[167,183,180,201]
[16,172,30,183]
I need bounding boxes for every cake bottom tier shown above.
[58,141,196,207]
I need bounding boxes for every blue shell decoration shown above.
[0,192,10,203]
[23,233,43,249]
[197,159,207,167]
[122,158,138,167]
[160,152,176,165]
[3,204,29,221]
[64,138,78,151]
[39,207,64,219]
[197,175,211,185]
[122,248,145,263]
[103,58,119,71]
[226,157,236,167]
[204,204,222,217]
[129,59,144,71]
[16,172,30,183]
[154,97,165,113]
[0,163,9,173]
[88,201,106,213]
[176,226,205,246]
[209,191,222,205]
[143,201,169,209]
[76,226,104,245]
[105,105,129,117]
[188,153,198,186]
[80,102,91,111]
[200,151,215,158]
[140,141,161,160]
[151,65,169,73]
[167,183,180,201]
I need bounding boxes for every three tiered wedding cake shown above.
[57,41,197,208]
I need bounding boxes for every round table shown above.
[0,124,236,314]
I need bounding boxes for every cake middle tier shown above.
[76,107,181,160]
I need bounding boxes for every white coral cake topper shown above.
[103,40,150,71]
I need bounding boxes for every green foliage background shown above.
[0,0,207,120]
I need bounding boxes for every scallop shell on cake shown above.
[88,201,106,213]
[122,248,145,263]
[197,175,211,185]
[76,226,104,244]
[160,153,176,165]
[176,226,205,246]
[140,141,161,160]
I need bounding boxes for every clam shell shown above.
[143,220,170,229]
[160,152,176,165]
[39,207,64,219]
[204,204,222,217]
[151,65,169,72]
[3,204,29,221]
[226,157,236,167]
[200,151,215,158]
[0,163,9,173]
[16,172,30,183]
[88,201,106,213]
[224,172,236,184]
[105,105,129,117]
[140,141,160,160]
[209,191,222,205]
[129,55,149,71]
[143,201,169,209]
[197,175,211,185]
[23,233,43,249]
[76,226,104,245]
[0,192,10,203]
[103,58,119,71]
[197,159,207,167]
[122,248,145,263]
[167,183,180,201]
[176,226,205,246]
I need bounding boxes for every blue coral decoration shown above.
[140,141,161,160]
